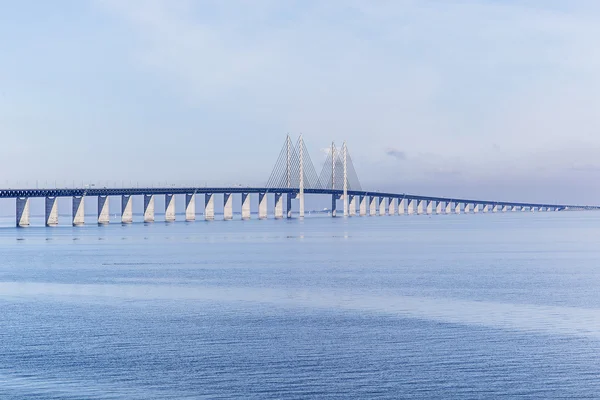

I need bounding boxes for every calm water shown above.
[1,212,600,399]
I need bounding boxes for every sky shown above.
[1,0,600,204]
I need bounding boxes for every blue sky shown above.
[1,0,599,203]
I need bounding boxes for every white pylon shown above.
[286,134,291,189]
[299,134,305,218]
[343,141,348,217]
[331,141,335,190]
[331,142,336,217]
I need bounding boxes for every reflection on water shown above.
[1,212,600,398]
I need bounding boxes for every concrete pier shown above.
[331,194,338,217]
[165,194,176,222]
[436,201,443,215]
[388,198,396,216]
[241,193,251,220]
[98,195,110,224]
[299,191,305,218]
[445,201,452,214]
[398,198,405,215]
[512,206,519,212]
[45,197,59,226]
[473,204,480,214]
[359,195,367,216]
[143,194,155,223]
[121,195,133,223]
[502,205,509,212]
[369,196,377,216]
[185,194,196,221]
[275,193,283,219]
[72,196,85,226]
[407,199,415,215]
[349,195,357,216]
[464,203,471,214]
[493,205,499,213]
[483,204,490,213]
[416,200,423,215]
[287,193,293,219]
[223,193,233,220]
[205,194,215,220]
[455,202,461,214]
[426,200,433,215]
[16,197,30,227]
[379,197,386,216]
[258,193,267,219]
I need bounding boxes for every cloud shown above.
[385,147,407,161]
[569,163,600,172]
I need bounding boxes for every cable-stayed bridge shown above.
[3,135,598,227]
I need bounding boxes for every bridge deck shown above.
[0,187,595,210]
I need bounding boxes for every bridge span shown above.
[4,135,599,226]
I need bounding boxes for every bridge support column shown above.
[512,206,518,212]
[121,195,133,224]
[143,194,155,223]
[185,194,196,221]
[436,201,443,215]
[275,193,283,219]
[349,195,357,216]
[379,197,386,216]
[445,201,452,214]
[287,193,293,219]
[493,205,499,213]
[98,195,110,224]
[464,203,471,214]
[426,200,433,215]
[165,194,176,222]
[45,197,59,226]
[416,200,424,215]
[223,193,233,220]
[16,197,30,227]
[359,195,367,216]
[258,193,267,219]
[455,202,461,214]
[407,199,415,215]
[398,198,406,215]
[473,204,479,213]
[241,193,251,220]
[388,198,396,216]
[72,196,85,226]
[331,194,338,217]
[205,194,215,220]
[369,196,377,216]
[501,205,509,212]
[299,191,305,218]
[483,204,489,213]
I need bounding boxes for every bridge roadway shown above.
[3,185,600,227]
[0,186,594,210]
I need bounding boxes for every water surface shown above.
[1,212,599,398]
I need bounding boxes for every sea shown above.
[0,211,599,399]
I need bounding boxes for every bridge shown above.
[5,135,599,227]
